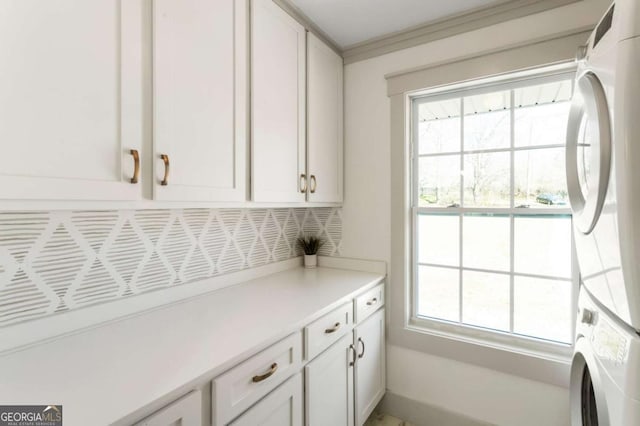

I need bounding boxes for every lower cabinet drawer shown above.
[229,373,303,426]
[212,332,302,425]
[134,390,202,426]
[304,302,352,360]
[355,283,384,323]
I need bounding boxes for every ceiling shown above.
[288,0,507,49]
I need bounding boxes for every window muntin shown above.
[412,73,575,346]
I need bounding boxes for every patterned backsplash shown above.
[0,208,342,328]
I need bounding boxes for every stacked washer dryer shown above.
[566,1,640,425]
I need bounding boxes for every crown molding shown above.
[343,0,583,64]
[272,0,343,57]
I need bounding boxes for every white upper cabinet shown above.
[251,0,307,203]
[307,33,344,203]
[0,0,144,200]
[153,0,248,202]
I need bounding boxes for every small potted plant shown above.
[297,235,324,268]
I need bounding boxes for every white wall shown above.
[388,345,570,426]
[341,1,610,424]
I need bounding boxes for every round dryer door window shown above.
[566,72,612,235]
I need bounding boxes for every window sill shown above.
[409,316,573,362]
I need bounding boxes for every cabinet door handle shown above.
[349,344,357,367]
[366,297,378,306]
[358,337,365,359]
[324,322,341,334]
[252,363,278,383]
[310,175,317,193]
[129,149,140,184]
[300,174,308,193]
[160,154,170,186]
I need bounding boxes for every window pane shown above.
[418,99,460,155]
[464,91,510,151]
[418,155,460,207]
[514,148,567,208]
[514,276,572,343]
[462,271,510,331]
[514,216,572,278]
[514,79,572,109]
[418,214,459,266]
[515,102,571,148]
[463,215,510,271]
[463,152,510,207]
[418,266,460,322]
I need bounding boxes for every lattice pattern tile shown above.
[0,208,341,328]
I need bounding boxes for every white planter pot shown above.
[304,254,317,268]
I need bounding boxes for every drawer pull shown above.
[324,322,341,334]
[349,344,357,367]
[252,363,278,383]
[358,337,365,359]
[366,297,378,306]
[160,154,170,186]
[129,149,140,184]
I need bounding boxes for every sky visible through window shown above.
[413,76,575,345]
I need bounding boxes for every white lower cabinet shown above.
[230,373,303,426]
[134,390,202,426]
[130,283,384,426]
[354,308,386,426]
[212,332,302,425]
[305,307,385,426]
[305,333,354,426]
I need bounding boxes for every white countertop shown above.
[0,263,384,425]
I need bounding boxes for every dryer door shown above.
[566,71,612,235]
[571,341,610,426]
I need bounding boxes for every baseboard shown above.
[377,391,494,426]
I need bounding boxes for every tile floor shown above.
[364,412,416,426]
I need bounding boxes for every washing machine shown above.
[571,289,640,425]
[566,0,640,424]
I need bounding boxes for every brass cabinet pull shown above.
[358,337,365,359]
[300,174,308,193]
[310,175,317,193]
[160,154,170,186]
[252,363,278,383]
[129,149,140,184]
[349,344,357,367]
[366,297,378,306]
[324,322,341,334]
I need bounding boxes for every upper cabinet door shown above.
[251,0,306,203]
[0,0,144,200]
[153,0,248,202]
[307,33,343,203]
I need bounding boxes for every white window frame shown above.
[408,68,580,359]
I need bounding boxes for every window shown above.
[411,71,576,348]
